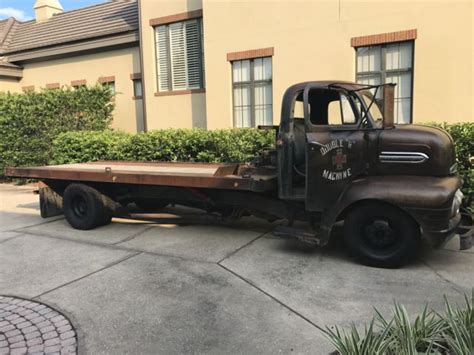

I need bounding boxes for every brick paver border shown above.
[0,296,77,354]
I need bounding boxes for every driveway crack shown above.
[32,251,142,300]
[418,257,466,295]
[216,230,269,264]
[217,263,325,333]
[112,225,155,245]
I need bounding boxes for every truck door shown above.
[303,85,370,211]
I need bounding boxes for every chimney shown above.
[34,0,63,22]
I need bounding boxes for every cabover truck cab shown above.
[6,81,472,268]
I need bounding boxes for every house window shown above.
[356,41,414,123]
[133,79,142,98]
[71,80,86,89]
[102,81,116,94]
[232,57,272,127]
[155,18,204,92]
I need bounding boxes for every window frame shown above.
[355,40,415,124]
[154,17,205,93]
[302,86,375,132]
[132,79,142,99]
[101,81,115,94]
[231,57,273,128]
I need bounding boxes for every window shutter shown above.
[155,19,203,92]
[169,22,187,90]
[155,26,170,91]
[185,20,201,89]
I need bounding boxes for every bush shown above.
[323,290,474,355]
[0,86,114,176]
[52,128,275,165]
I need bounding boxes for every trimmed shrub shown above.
[52,128,275,165]
[0,86,114,176]
[51,131,132,164]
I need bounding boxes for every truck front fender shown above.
[319,175,462,244]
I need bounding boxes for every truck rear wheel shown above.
[63,184,112,230]
[343,203,420,268]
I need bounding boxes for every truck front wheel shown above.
[63,184,112,230]
[343,203,420,268]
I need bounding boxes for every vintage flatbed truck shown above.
[6,81,473,268]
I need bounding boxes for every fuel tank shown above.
[375,125,456,176]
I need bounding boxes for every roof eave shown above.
[6,31,139,63]
[0,65,23,79]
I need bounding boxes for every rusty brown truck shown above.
[6,81,473,268]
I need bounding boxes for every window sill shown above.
[154,88,205,97]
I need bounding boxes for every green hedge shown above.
[52,128,275,165]
[0,86,114,176]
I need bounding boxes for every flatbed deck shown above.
[5,161,277,192]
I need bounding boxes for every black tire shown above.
[63,184,112,230]
[134,198,168,212]
[343,202,420,268]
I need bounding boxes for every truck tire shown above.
[343,203,420,268]
[134,198,168,212]
[63,184,112,230]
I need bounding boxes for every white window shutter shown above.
[156,19,203,91]
[156,26,170,91]
[185,20,201,89]
[169,22,187,90]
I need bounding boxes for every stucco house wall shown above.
[201,0,472,128]
[1,0,472,132]
[17,47,143,132]
[139,0,207,130]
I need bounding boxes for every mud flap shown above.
[39,186,63,218]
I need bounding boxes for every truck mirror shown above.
[383,84,396,128]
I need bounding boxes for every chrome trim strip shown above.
[379,151,429,164]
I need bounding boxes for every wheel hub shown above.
[72,195,88,218]
[364,219,397,249]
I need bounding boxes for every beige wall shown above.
[140,0,207,129]
[2,0,472,132]
[1,46,144,132]
[0,77,21,93]
[201,0,472,128]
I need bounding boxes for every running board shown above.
[272,225,322,245]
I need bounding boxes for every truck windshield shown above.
[360,90,383,123]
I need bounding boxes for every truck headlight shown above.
[451,189,463,217]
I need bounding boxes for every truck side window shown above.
[307,89,358,126]
[328,93,356,125]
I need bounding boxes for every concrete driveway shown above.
[0,184,472,354]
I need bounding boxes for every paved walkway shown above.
[0,184,472,354]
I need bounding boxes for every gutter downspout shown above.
[137,0,147,132]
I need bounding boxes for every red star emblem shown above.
[332,149,347,170]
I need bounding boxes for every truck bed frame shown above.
[6,161,278,192]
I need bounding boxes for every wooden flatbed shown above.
[5,161,277,192]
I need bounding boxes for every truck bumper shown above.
[422,208,473,250]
